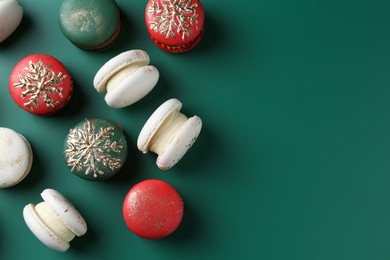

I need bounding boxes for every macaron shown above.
[0,127,32,188]
[0,0,23,43]
[64,118,128,180]
[145,0,205,53]
[93,50,159,108]
[137,98,202,170]
[23,188,87,252]
[123,179,184,239]
[9,54,73,116]
[59,0,121,50]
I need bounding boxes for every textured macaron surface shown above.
[9,54,72,116]
[64,118,127,180]
[0,0,23,43]
[59,0,120,49]
[123,179,184,239]
[0,127,32,188]
[145,0,204,51]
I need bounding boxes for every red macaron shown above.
[123,179,184,239]
[9,54,73,116]
[145,0,205,53]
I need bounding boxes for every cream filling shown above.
[150,111,188,155]
[106,63,143,93]
[35,202,75,243]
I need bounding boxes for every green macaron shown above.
[64,118,127,181]
[59,0,121,50]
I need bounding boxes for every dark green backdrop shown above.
[1,0,390,259]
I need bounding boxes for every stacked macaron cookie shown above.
[1,0,206,252]
[93,50,159,108]
[137,98,202,170]
[23,189,87,252]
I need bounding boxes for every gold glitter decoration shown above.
[64,120,124,178]
[148,0,199,40]
[13,60,66,110]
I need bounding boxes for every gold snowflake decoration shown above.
[64,120,124,178]
[13,60,66,110]
[148,0,199,40]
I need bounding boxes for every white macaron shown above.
[137,98,202,170]
[23,188,87,252]
[0,0,23,43]
[0,127,32,188]
[93,49,159,108]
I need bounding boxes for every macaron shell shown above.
[157,115,202,170]
[122,179,184,239]
[105,65,159,108]
[145,0,205,52]
[59,0,121,50]
[23,204,70,252]
[0,0,23,43]
[41,189,87,236]
[94,49,150,93]
[0,127,33,188]
[9,54,73,116]
[137,98,182,153]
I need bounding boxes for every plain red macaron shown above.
[145,0,205,53]
[9,54,73,116]
[123,179,184,239]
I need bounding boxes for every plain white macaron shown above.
[23,188,87,252]
[137,98,202,170]
[93,49,159,108]
[0,127,32,188]
[0,0,23,43]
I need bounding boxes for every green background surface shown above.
[1,0,390,259]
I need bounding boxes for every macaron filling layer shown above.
[138,99,182,153]
[104,65,159,108]
[157,116,202,169]
[94,50,150,92]
[35,202,75,243]
[106,62,148,93]
[150,111,188,154]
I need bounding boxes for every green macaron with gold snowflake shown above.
[64,118,127,181]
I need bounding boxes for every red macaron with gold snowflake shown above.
[9,54,73,116]
[145,0,205,53]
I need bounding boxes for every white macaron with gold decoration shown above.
[137,98,202,170]
[0,0,23,43]
[93,49,159,108]
[0,127,32,188]
[23,188,87,252]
